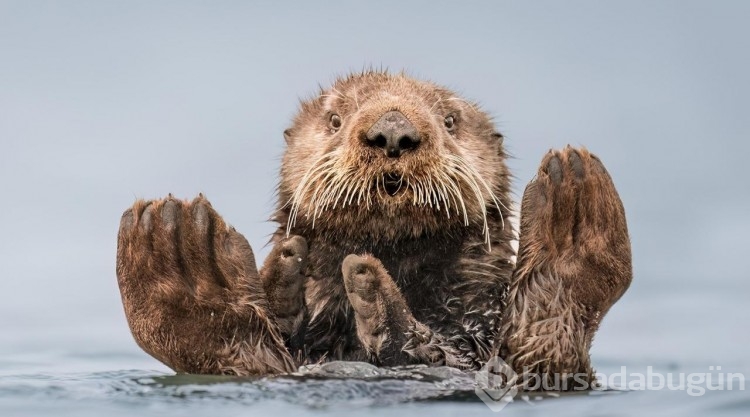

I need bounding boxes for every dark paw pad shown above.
[543,152,564,185]
[139,202,154,232]
[260,235,308,329]
[120,207,135,232]
[567,148,585,179]
[192,198,211,234]
[161,198,179,229]
[279,235,308,275]
[342,254,382,303]
[520,146,628,261]
[263,235,307,291]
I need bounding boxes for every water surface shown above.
[2,288,748,416]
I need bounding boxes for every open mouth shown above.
[383,172,405,196]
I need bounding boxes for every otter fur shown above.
[115,71,632,390]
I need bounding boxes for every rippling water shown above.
[1,362,748,417]
[2,288,748,416]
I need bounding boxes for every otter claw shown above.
[161,199,179,228]
[120,208,135,232]
[192,199,210,233]
[545,154,564,184]
[568,148,585,179]
[139,203,154,232]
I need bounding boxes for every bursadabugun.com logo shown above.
[476,357,747,412]
[596,365,745,396]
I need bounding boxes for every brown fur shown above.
[115,71,632,389]
[116,196,295,375]
[497,147,632,389]
[276,72,514,367]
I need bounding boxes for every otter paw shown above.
[342,254,383,316]
[502,147,632,383]
[278,235,309,279]
[341,254,412,364]
[116,195,294,375]
[518,146,631,300]
[260,235,308,337]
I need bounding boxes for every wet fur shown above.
[275,72,514,367]
[116,197,295,375]
[115,71,632,389]
[497,148,632,389]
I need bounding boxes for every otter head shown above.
[280,71,509,244]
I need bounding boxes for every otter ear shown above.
[492,132,504,145]
[283,128,293,144]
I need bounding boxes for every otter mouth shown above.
[382,172,406,197]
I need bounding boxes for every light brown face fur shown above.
[280,72,509,243]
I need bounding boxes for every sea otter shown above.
[115,71,632,389]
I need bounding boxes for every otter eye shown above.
[329,114,342,131]
[444,115,455,131]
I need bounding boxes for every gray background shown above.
[1,0,748,375]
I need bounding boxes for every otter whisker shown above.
[445,97,480,113]
[427,178,448,211]
[287,153,339,234]
[352,87,360,111]
[447,154,503,214]
[421,179,430,207]
[375,173,386,200]
[315,165,358,223]
[294,156,337,206]
[330,170,356,209]
[319,94,344,101]
[411,177,420,206]
[305,167,334,208]
[423,177,436,209]
[306,168,339,227]
[317,169,345,209]
[391,173,405,197]
[348,175,363,206]
[444,169,465,217]
[340,173,358,208]
[355,175,368,207]
[308,162,340,207]
[413,177,423,206]
[449,154,507,230]
[424,181,432,207]
[436,171,457,218]
[422,179,432,208]
[429,96,443,114]
[330,87,347,101]
[451,163,490,236]
[288,161,320,217]
[311,179,336,223]
[349,175,363,207]
[437,176,453,216]
[448,156,494,247]
[441,170,469,226]
[364,175,374,209]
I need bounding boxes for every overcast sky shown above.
[1,1,748,336]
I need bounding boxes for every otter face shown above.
[280,71,509,243]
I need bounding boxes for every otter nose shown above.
[365,111,421,158]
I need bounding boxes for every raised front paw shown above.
[501,147,632,386]
[517,146,632,306]
[341,254,412,365]
[260,235,308,339]
[116,195,295,375]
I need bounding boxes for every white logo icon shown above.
[475,356,519,412]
